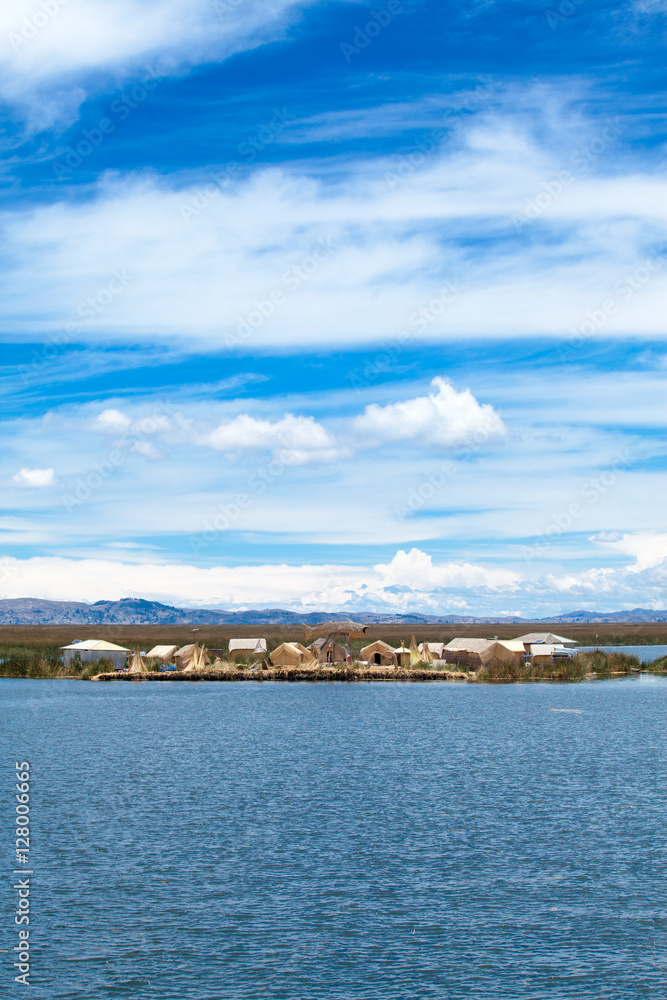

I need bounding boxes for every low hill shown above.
[0,597,665,625]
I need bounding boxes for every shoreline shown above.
[93,666,471,683]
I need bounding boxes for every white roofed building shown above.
[514,632,577,646]
[61,639,129,670]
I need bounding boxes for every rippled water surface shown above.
[3,677,667,999]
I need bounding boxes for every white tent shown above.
[61,639,129,670]
[228,638,267,660]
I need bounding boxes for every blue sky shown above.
[0,0,666,615]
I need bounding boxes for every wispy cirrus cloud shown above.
[0,0,331,130]
[1,97,665,349]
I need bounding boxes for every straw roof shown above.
[444,638,495,654]
[419,643,434,665]
[127,648,146,673]
[270,642,310,666]
[146,644,178,659]
[420,642,445,657]
[360,639,394,657]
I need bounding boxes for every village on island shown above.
[60,620,579,679]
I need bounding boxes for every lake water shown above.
[577,645,667,663]
[3,677,667,999]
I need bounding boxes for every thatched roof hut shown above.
[394,642,412,668]
[309,637,346,664]
[270,642,311,667]
[360,640,396,666]
[145,644,178,663]
[443,638,495,667]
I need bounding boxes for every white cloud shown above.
[2,103,667,348]
[206,413,338,462]
[131,440,162,460]
[374,547,519,591]
[0,0,322,129]
[592,531,667,572]
[0,544,664,615]
[0,549,520,608]
[11,467,57,488]
[94,408,132,433]
[348,377,506,449]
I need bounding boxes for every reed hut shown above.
[309,637,346,664]
[394,642,412,668]
[491,640,526,665]
[145,644,178,663]
[360,640,396,666]
[270,642,311,667]
[443,638,495,668]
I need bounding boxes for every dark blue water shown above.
[3,677,667,999]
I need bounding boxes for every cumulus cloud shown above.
[11,467,57,488]
[0,549,519,609]
[0,544,664,615]
[209,414,321,451]
[348,377,506,449]
[374,547,519,591]
[591,531,667,571]
[94,408,132,434]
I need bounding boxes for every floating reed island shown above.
[2,621,666,682]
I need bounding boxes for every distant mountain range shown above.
[0,597,666,625]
